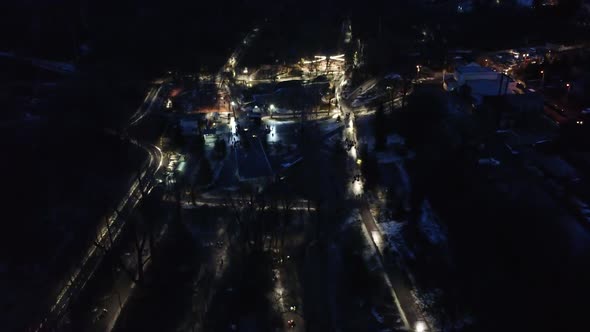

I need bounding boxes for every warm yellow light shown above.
[415,321,427,332]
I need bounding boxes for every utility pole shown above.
[401,79,409,110]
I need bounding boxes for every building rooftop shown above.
[456,63,495,74]
[466,78,510,97]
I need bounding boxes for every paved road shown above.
[128,81,168,126]
[235,136,273,180]
[34,23,261,332]
[337,74,429,332]
[33,83,165,332]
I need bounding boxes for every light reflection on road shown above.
[348,145,357,160]
[39,136,162,332]
[267,125,280,143]
[350,178,364,197]
[229,116,237,134]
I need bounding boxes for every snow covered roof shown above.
[466,79,504,95]
[456,63,494,74]
[384,72,401,80]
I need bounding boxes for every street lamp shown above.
[416,65,421,77]
[415,321,427,332]
[566,82,571,103]
[269,104,275,118]
[540,70,545,88]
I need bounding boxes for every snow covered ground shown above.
[375,151,415,163]
[341,208,361,231]
[418,200,448,246]
[377,220,407,256]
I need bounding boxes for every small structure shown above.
[248,106,263,124]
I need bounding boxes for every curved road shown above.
[34,82,165,332]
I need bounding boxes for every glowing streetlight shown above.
[415,321,427,332]
[231,101,236,106]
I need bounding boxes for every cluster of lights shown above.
[302,54,345,64]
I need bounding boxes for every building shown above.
[448,62,499,85]
[444,62,517,105]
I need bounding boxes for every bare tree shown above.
[278,190,294,252]
[93,206,155,285]
[129,211,152,283]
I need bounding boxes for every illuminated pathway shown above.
[34,86,165,332]
[337,74,430,332]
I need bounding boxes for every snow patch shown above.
[386,134,405,145]
[384,73,401,80]
[379,220,404,241]
[376,153,411,164]
[419,200,447,245]
[411,289,440,331]
[371,307,385,324]
[341,209,361,231]
[320,122,344,136]
[378,220,415,259]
